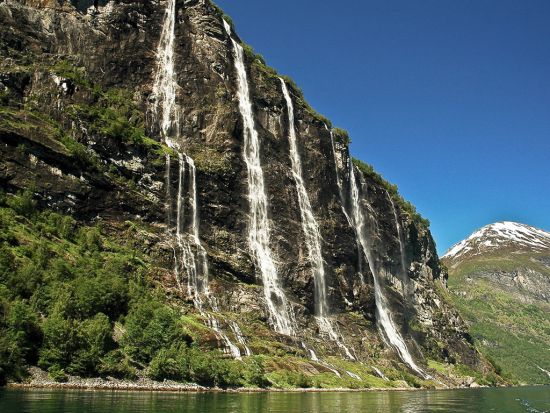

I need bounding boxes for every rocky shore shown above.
[7,367,425,393]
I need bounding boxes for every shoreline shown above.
[5,382,542,394]
[6,367,537,394]
[3,367,428,393]
[6,381,420,393]
[5,383,541,394]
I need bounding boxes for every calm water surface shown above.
[0,386,548,413]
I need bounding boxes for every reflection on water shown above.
[0,386,549,413]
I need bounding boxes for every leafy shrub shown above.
[0,297,41,383]
[186,347,242,388]
[38,314,79,371]
[148,345,188,382]
[69,313,113,375]
[122,299,190,364]
[47,365,68,383]
[6,189,36,217]
[99,350,137,380]
[269,370,313,388]
[243,357,269,388]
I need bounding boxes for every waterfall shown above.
[387,192,408,277]
[223,20,295,336]
[230,321,252,357]
[328,127,347,213]
[280,78,328,318]
[349,162,429,378]
[280,79,354,360]
[151,0,245,359]
[151,0,178,149]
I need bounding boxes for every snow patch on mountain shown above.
[443,222,550,260]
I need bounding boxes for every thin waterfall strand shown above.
[349,162,429,378]
[280,79,354,360]
[152,1,244,358]
[388,192,408,277]
[223,20,295,336]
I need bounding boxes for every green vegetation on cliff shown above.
[0,190,436,389]
[0,190,263,387]
[446,251,550,384]
[352,158,430,228]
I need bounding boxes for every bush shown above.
[69,313,113,375]
[122,299,190,364]
[269,370,313,388]
[148,345,188,382]
[6,189,36,217]
[243,357,269,388]
[47,365,68,383]
[0,199,156,384]
[0,297,41,382]
[38,314,78,371]
[99,350,137,380]
[186,347,242,388]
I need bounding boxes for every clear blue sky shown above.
[215,0,550,255]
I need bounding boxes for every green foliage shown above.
[6,188,36,217]
[186,347,242,388]
[52,60,90,88]
[98,350,137,380]
[47,365,68,382]
[447,255,550,385]
[332,127,351,145]
[0,294,41,383]
[267,370,313,389]
[69,89,146,145]
[122,298,191,364]
[243,357,270,388]
[148,345,188,382]
[211,2,234,32]
[0,192,155,383]
[353,158,430,228]
[147,345,246,388]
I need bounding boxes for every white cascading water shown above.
[223,20,295,336]
[230,321,252,357]
[349,162,429,378]
[152,0,244,359]
[388,192,408,277]
[280,79,354,360]
[328,127,347,213]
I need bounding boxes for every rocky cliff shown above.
[0,0,496,387]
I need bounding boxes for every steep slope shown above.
[443,222,550,384]
[0,0,495,388]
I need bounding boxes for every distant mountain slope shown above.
[443,222,550,384]
[444,221,550,262]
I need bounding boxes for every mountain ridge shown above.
[444,221,550,262]
[443,221,550,384]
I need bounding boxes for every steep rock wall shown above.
[0,0,492,381]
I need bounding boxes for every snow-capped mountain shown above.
[443,221,550,262]
[443,221,550,384]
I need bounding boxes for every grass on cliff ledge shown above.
[353,158,430,228]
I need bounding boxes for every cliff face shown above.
[0,0,494,385]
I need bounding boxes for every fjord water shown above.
[1,387,548,413]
